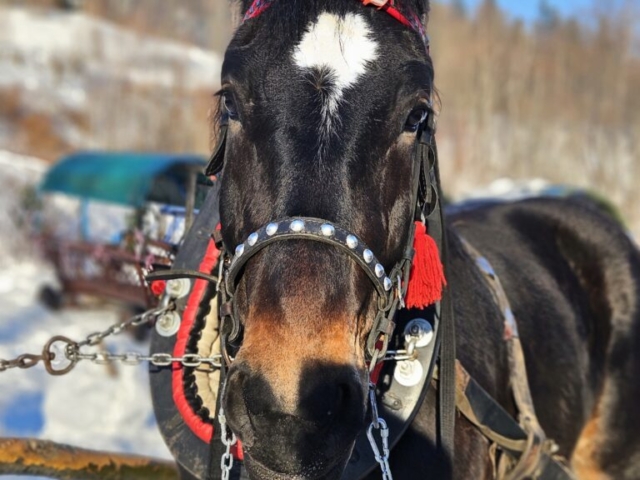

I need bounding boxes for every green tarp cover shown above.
[40,152,207,207]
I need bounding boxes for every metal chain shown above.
[0,353,42,372]
[367,383,393,480]
[218,406,237,480]
[0,304,222,375]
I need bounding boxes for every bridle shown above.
[148,4,579,479]
[219,217,412,361]
[150,2,453,479]
[209,116,438,367]
[207,1,437,367]
[206,4,449,478]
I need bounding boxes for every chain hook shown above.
[367,418,393,480]
[367,383,393,479]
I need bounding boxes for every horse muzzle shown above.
[224,361,366,479]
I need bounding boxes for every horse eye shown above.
[222,92,239,120]
[404,107,428,132]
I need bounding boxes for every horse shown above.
[193,1,640,478]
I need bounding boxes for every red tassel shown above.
[405,221,446,310]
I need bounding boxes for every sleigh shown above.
[34,151,211,311]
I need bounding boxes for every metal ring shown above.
[42,336,78,376]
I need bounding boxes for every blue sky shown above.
[441,0,595,22]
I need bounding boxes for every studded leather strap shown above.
[225,217,395,303]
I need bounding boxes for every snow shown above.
[0,7,222,92]
[0,260,172,462]
[0,151,171,478]
[0,5,223,153]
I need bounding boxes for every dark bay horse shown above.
[212,1,640,478]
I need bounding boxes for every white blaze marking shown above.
[293,12,378,135]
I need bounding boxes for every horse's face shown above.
[218,1,432,478]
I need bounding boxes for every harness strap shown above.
[433,363,575,480]
[420,124,457,469]
[456,240,576,480]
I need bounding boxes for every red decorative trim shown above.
[232,441,245,460]
[243,0,275,21]
[242,0,428,49]
[376,2,412,28]
[150,280,166,297]
[172,239,221,444]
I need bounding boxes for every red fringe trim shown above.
[405,221,446,310]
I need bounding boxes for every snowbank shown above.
[0,6,222,93]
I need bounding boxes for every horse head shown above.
[216,1,433,477]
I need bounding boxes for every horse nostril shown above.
[330,383,351,417]
[298,373,363,427]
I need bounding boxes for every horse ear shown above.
[403,0,430,16]
[403,0,430,26]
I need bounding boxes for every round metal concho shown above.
[247,232,259,247]
[290,219,305,232]
[155,311,182,337]
[321,223,335,237]
[266,223,279,236]
[394,358,424,387]
[403,318,434,348]
[166,278,191,299]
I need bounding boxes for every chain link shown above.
[0,353,43,372]
[219,406,237,480]
[0,304,222,375]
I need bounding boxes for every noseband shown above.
[218,216,415,362]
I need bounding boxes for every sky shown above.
[441,0,601,22]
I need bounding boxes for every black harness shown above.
[147,7,573,479]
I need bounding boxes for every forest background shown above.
[2,0,639,236]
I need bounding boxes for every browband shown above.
[243,0,428,46]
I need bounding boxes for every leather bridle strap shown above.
[224,218,395,300]
[428,136,457,466]
[219,217,414,361]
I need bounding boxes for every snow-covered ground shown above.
[0,5,222,154]
[0,151,171,479]
[0,7,222,93]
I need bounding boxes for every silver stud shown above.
[290,219,305,232]
[247,232,259,247]
[363,249,374,264]
[384,277,392,291]
[375,263,385,278]
[235,243,245,257]
[321,223,335,237]
[346,235,359,249]
[266,223,278,236]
